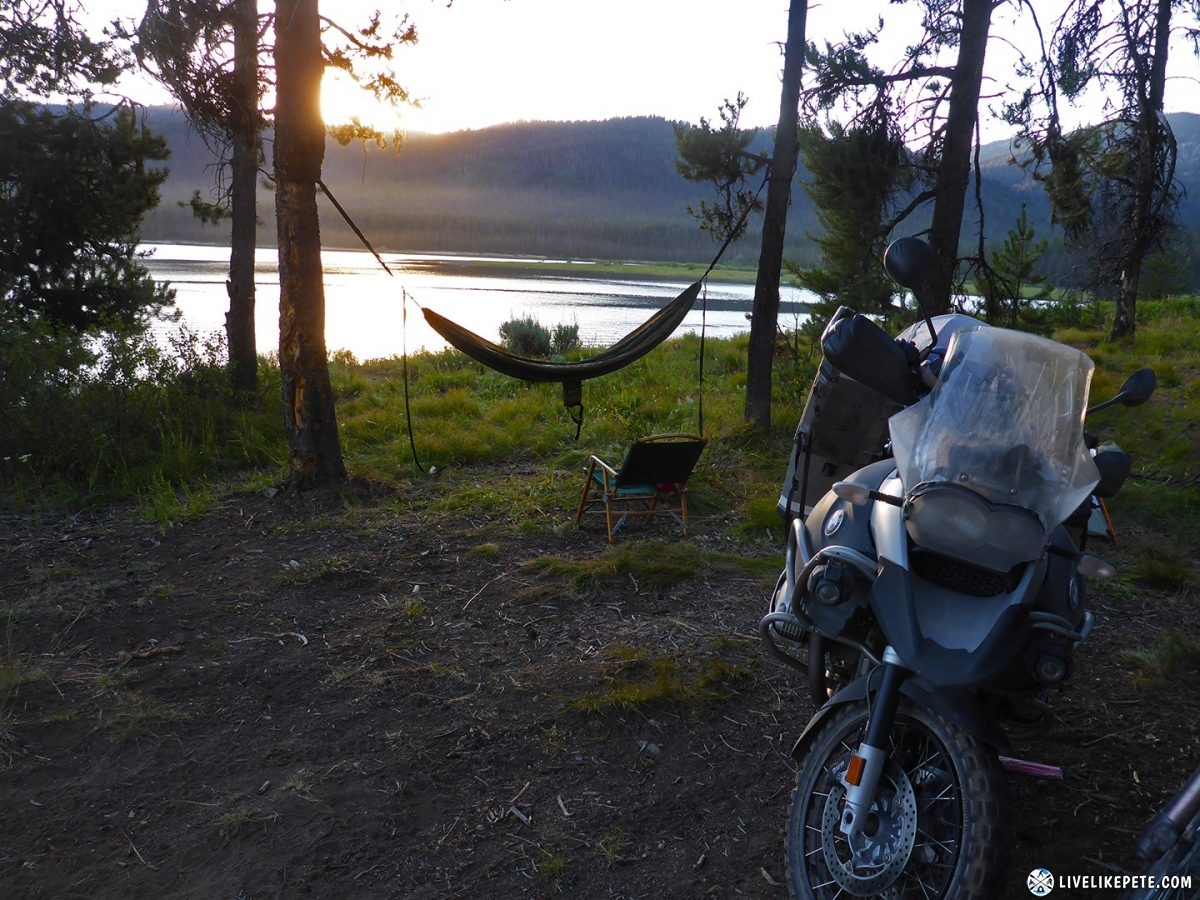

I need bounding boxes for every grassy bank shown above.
[2,299,1198,580]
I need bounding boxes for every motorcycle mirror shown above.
[883,237,934,290]
[1117,367,1157,407]
[1088,367,1157,414]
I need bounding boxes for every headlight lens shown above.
[906,484,1045,572]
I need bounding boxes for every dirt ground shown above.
[1,474,1197,899]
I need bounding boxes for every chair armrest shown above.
[585,455,619,491]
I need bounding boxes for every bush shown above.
[0,317,280,507]
[498,316,581,358]
[551,322,581,356]
[498,315,551,357]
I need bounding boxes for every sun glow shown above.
[315,0,796,137]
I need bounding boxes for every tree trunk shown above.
[917,0,992,316]
[274,0,347,487]
[745,0,807,430]
[225,0,259,393]
[1111,0,1172,341]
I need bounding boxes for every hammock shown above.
[317,170,764,454]
[422,279,703,420]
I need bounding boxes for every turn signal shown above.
[845,754,866,786]
[1076,553,1116,579]
[833,482,871,506]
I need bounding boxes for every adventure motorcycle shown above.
[760,237,1157,899]
[1123,758,1200,898]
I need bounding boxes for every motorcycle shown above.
[1123,759,1200,898]
[760,237,1157,899]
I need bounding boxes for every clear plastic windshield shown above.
[889,326,1098,529]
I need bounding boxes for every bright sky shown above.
[96,0,1197,138]
[336,0,799,134]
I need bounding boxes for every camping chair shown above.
[573,433,707,543]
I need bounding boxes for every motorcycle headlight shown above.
[906,484,1045,573]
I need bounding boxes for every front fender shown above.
[790,670,1011,761]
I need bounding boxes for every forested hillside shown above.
[139,106,1200,278]
[140,110,787,264]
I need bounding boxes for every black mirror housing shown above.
[1118,368,1157,407]
[884,237,934,290]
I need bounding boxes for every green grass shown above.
[596,825,627,868]
[214,805,280,842]
[402,256,759,285]
[4,292,1200,585]
[1122,631,1200,687]
[567,647,752,715]
[523,541,708,593]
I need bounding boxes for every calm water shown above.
[142,243,813,362]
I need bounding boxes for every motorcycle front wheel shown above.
[1124,826,1200,900]
[786,700,1010,899]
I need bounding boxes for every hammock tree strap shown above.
[319,179,426,473]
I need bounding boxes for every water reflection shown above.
[141,243,813,362]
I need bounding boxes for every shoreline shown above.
[141,239,762,286]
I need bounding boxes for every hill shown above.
[139,106,1200,271]
[140,110,789,264]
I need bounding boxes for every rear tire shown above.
[786,700,1010,899]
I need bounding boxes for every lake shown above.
[142,243,814,362]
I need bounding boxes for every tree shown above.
[132,0,264,391]
[136,0,417,486]
[1011,0,1193,339]
[673,94,767,246]
[274,0,345,487]
[672,2,807,430]
[790,107,914,332]
[0,1,171,335]
[1,0,122,98]
[983,203,1052,327]
[0,103,173,333]
[227,0,260,392]
[132,0,416,394]
[746,0,808,430]
[804,0,1002,315]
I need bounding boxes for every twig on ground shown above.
[462,571,511,611]
[124,832,158,871]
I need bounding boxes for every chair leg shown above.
[574,459,597,525]
[680,489,689,536]
[604,495,615,543]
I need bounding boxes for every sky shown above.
[96,0,1198,140]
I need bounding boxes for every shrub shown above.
[551,322,581,355]
[0,317,281,507]
[498,315,551,357]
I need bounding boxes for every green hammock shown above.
[422,279,703,416]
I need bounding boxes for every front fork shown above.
[839,646,909,839]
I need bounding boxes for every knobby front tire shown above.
[785,700,1010,899]
[1125,826,1200,900]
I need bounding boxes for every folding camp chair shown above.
[573,433,707,542]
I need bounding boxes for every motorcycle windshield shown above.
[889,326,1098,529]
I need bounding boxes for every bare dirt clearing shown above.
[1,477,1196,899]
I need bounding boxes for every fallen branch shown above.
[118,645,183,667]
